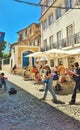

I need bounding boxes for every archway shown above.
[22,51,34,67]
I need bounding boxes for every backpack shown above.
[76,68,80,75]
[8,87,17,95]
[73,68,80,81]
[53,72,59,80]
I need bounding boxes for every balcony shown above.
[41,32,80,51]
[75,0,80,6]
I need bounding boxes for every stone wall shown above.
[2,64,11,72]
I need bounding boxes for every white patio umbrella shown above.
[24,51,46,58]
[36,57,48,61]
[39,57,48,61]
[67,48,80,55]
[24,49,71,59]
[43,49,70,58]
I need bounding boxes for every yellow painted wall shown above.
[18,46,39,64]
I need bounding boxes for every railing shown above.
[41,32,80,51]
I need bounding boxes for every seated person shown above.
[31,66,38,80]
[58,64,66,83]
[34,71,41,84]
[65,68,72,81]
[0,73,7,90]
[52,70,62,91]
[32,66,38,73]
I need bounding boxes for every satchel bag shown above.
[72,75,80,82]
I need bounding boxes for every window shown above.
[29,28,32,34]
[56,8,61,19]
[34,39,40,46]
[42,20,47,30]
[50,59,54,67]
[29,42,32,46]
[48,0,53,6]
[25,31,27,37]
[68,57,75,69]
[41,1,47,14]
[49,35,53,49]
[44,39,47,51]
[37,39,40,46]
[58,58,62,65]
[48,14,53,25]
[33,42,35,46]
[65,0,72,11]
[57,31,62,49]
[66,24,74,46]
[19,33,23,41]
[66,24,73,36]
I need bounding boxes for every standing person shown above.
[23,67,27,77]
[0,73,7,90]
[40,65,57,103]
[11,64,17,74]
[69,62,80,105]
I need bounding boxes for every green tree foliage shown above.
[0,41,6,58]
[2,51,11,64]
[3,51,11,58]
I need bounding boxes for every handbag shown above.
[8,87,17,95]
[44,79,48,83]
[72,75,80,81]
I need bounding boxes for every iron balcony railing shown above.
[41,32,80,51]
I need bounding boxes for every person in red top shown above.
[31,66,38,80]
[32,66,38,73]
[35,71,41,84]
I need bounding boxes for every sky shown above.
[0,0,40,52]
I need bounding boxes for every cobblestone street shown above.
[0,71,80,130]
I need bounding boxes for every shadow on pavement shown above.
[0,81,80,130]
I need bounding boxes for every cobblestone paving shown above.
[0,71,80,130]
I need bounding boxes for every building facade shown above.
[40,0,80,67]
[10,23,41,68]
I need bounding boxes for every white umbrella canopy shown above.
[67,48,80,55]
[43,49,70,58]
[24,51,46,58]
[24,49,71,59]
[36,57,48,61]
[39,57,48,61]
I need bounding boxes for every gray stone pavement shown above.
[0,71,80,130]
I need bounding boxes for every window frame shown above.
[48,13,53,25]
[56,7,61,20]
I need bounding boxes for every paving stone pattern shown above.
[0,71,80,130]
